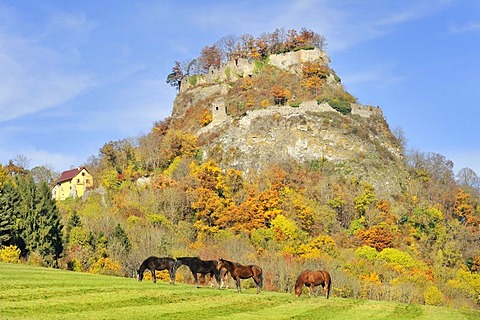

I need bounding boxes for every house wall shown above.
[53,168,93,201]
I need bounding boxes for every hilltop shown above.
[169,47,407,196]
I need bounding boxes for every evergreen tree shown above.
[15,175,63,266]
[111,223,131,253]
[0,181,19,246]
[32,181,64,266]
[65,210,82,244]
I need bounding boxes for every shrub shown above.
[0,245,21,263]
[355,245,378,261]
[289,101,301,107]
[323,98,352,115]
[88,257,122,276]
[378,248,415,269]
[424,285,444,306]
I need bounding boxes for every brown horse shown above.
[294,270,331,298]
[217,258,263,294]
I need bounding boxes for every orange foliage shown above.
[355,226,394,252]
[271,86,291,105]
[454,189,478,227]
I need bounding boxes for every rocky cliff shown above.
[169,49,408,196]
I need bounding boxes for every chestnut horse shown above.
[294,270,331,298]
[217,258,263,294]
[137,256,176,284]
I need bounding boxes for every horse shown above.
[137,256,177,284]
[217,258,263,294]
[175,257,221,287]
[294,270,331,298]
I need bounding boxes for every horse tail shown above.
[258,271,264,289]
[323,271,332,299]
[327,277,331,299]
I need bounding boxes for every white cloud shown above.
[0,12,94,122]
[449,22,480,34]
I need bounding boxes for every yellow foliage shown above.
[0,245,21,263]
[361,271,382,285]
[88,257,122,276]
[200,109,213,126]
[298,235,339,259]
[424,285,444,306]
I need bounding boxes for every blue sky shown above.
[0,0,479,176]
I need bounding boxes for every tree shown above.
[456,167,480,193]
[16,175,63,266]
[198,44,222,73]
[166,60,197,91]
[31,181,64,266]
[0,181,19,246]
[30,165,58,184]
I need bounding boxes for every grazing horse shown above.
[137,256,177,284]
[217,258,263,294]
[175,257,221,287]
[294,270,331,298]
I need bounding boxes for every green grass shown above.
[0,262,478,320]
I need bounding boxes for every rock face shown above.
[170,49,408,196]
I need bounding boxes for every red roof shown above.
[56,167,88,183]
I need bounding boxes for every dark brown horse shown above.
[217,258,263,294]
[137,256,176,284]
[294,270,331,298]
[175,257,221,287]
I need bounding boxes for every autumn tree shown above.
[198,44,222,73]
[301,61,328,96]
[271,86,291,105]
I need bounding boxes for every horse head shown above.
[137,270,144,282]
[217,258,225,270]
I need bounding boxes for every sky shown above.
[0,0,479,176]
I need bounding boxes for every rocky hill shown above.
[169,48,408,196]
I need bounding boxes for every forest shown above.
[1,28,480,310]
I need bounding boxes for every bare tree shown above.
[456,167,480,193]
[216,34,237,63]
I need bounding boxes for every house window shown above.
[86,179,90,184]
[77,179,80,183]
[82,172,85,176]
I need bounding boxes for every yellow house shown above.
[52,167,93,200]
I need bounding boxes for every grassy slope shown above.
[0,262,478,320]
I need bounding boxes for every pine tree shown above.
[0,181,19,246]
[15,175,63,266]
[32,181,64,266]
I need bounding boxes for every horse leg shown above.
[169,267,176,285]
[151,270,156,283]
[235,278,241,293]
[193,271,201,288]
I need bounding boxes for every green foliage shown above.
[348,216,366,235]
[0,181,18,246]
[322,98,352,115]
[188,74,200,86]
[356,245,379,261]
[378,248,415,269]
[289,101,301,107]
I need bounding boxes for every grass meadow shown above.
[0,262,478,320]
